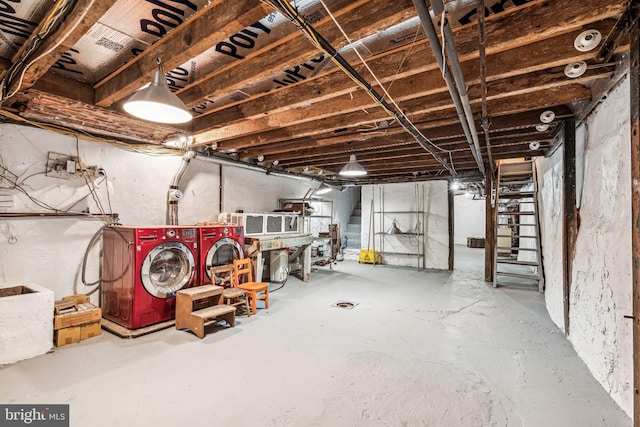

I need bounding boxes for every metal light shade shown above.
[387,220,402,235]
[339,154,367,177]
[123,70,192,124]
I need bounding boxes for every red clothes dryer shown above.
[199,225,244,286]
[101,225,199,329]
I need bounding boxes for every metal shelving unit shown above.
[373,185,426,268]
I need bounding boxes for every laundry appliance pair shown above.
[101,225,244,330]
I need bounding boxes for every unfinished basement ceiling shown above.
[0,0,634,185]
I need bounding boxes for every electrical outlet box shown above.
[66,160,76,174]
[46,152,98,179]
[46,152,75,179]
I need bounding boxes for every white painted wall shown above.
[537,148,564,327]
[536,75,632,416]
[0,124,355,304]
[361,181,449,269]
[453,195,485,245]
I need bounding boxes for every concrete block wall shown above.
[536,75,632,416]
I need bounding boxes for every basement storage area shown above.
[0,0,638,425]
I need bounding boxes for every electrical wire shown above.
[1,1,71,92]
[263,0,453,173]
[318,0,402,112]
[81,223,109,287]
[2,0,96,102]
[0,109,179,156]
[81,172,110,223]
[0,137,116,220]
[102,169,114,216]
[385,26,422,93]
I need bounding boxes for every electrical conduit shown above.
[412,0,485,175]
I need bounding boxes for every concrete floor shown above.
[0,246,631,426]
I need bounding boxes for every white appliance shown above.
[270,250,289,282]
[219,213,300,236]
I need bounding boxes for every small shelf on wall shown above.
[379,251,424,257]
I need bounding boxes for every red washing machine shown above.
[199,225,244,286]
[101,225,199,329]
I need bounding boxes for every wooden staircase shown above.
[493,161,544,291]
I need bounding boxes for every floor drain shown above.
[332,300,359,309]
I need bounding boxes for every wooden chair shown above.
[210,264,250,317]
[233,258,269,315]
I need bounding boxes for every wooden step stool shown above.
[175,285,236,338]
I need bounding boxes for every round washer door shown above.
[141,242,195,298]
[206,237,244,281]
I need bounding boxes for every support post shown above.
[448,180,455,271]
[485,168,495,282]
[629,8,640,425]
[562,118,577,336]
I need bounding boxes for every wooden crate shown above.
[466,237,485,248]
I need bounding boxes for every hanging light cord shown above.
[262,0,454,174]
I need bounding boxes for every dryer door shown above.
[141,242,195,298]
[205,237,244,284]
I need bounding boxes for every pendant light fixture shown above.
[339,154,367,177]
[123,58,192,124]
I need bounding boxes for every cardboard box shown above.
[54,326,81,347]
[62,294,90,304]
[54,302,102,330]
[80,321,102,340]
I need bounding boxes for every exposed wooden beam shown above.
[195,22,615,130]
[200,86,584,152]
[279,134,553,168]
[31,73,94,105]
[485,169,495,282]
[236,109,572,157]
[195,70,594,145]
[190,0,625,128]
[180,0,416,107]
[20,91,181,144]
[5,0,115,96]
[563,118,578,335]
[94,0,272,107]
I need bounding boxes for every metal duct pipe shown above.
[167,150,196,225]
[431,0,485,173]
[412,0,485,175]
[197,153,342,187]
